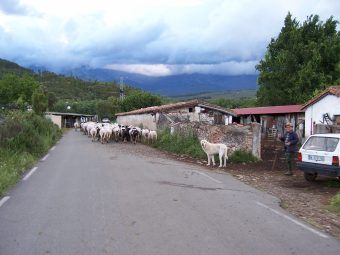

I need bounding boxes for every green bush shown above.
[0,110,62,196]
[229,150,259,163]
[152,129,206,159]
[0,111,61,156]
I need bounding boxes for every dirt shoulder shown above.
[119,142,340,239]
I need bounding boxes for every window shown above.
[334,115,340,125]
[303,136,339,152]
[189,107,194,112]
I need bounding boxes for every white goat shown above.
[141,129,150,142]
[148,130,157,143]
[89,126,98,142]
[74,121,80,131]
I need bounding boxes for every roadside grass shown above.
[228,149,259,163]
[326,193,340,216]
[150,129,259,164]
[151,129,206,160]
[279,200,289,209]
[0,150,35,196]
[0,111,62,197]
[322,179,340,188]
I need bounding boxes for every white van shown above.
[296,133,340,181]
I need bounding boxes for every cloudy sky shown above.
[0,0,338,76]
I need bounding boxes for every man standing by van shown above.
[278,122,299,176]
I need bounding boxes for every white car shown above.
[297,133,340,181]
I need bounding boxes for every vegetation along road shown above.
[0,130,339,255]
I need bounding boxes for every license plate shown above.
[308,155,325,161]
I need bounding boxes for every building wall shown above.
[304,95,340,137]
[157,107,231,128]
[45,114,62,128]
[116,114,157,130]
[117,106,234,131]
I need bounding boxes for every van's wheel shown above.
[304,172,317,182]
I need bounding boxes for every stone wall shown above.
[172,122,262,159]
[116,114,156,130]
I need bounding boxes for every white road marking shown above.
[256,201,328,239]
[0,196,10,208]
[23,167,38,181]
[50,146,56,151]
[192,170,222,184]
[41,154,49,161]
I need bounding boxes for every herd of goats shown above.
[74,121,158,144]
[74,121,230,168]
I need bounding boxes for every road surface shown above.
[0,130,339,254]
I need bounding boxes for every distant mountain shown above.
[2,58,257,97]
[59,66,258,97]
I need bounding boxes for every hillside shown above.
[0,59,34,76]
[0,59,137,101]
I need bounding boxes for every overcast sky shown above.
[0,0,338,76]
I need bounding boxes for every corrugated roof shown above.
[115,100,236,116]
[46,112,95,117]
[232,105,304,115]
[302,86,340,110]
[115,100,199,116]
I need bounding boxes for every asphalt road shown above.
[0,130,339,255]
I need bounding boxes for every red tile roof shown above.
[115,100,200,116]
[302,86,340,110]
[232,105,304,115]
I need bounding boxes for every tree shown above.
[32,87,48,115]
[120,92,163,112]
[212,98,257,108]
[96,99,116,121]
[0,74,39,107]
[256,13,340,106]
[47,92,58,110]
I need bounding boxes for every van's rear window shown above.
[303,137,339,152]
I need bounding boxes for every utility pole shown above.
[119,77,125,101]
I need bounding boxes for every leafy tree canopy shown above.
[120,91,163,112]
[256,13,340,106]
[212,97,257,109]
[0,74,39,107]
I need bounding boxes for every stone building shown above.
[115,100,237,130]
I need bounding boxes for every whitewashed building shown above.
[45,112,96,128]
[302,86,340,137]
